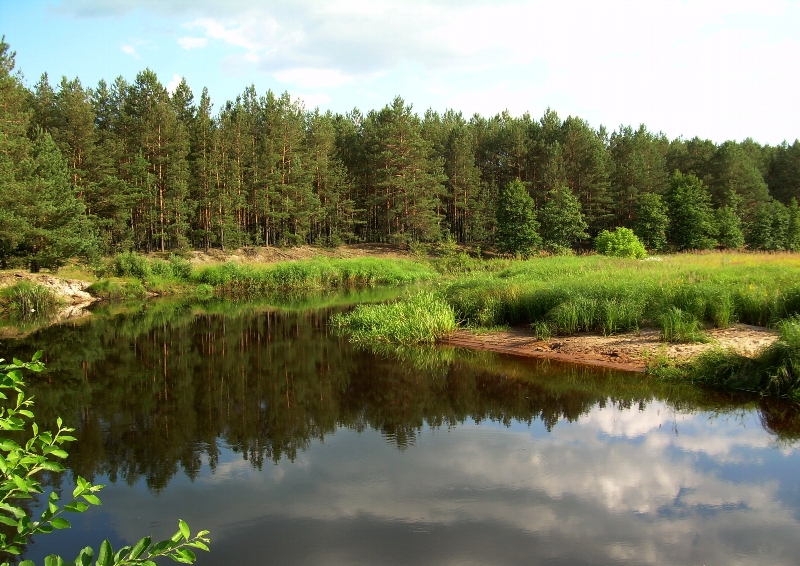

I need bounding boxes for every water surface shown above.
[4,298,800,565]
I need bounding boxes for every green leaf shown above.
[48,449,68,459]
[35,524,54,534]
[13,475,30,494]
[0,440,20,451]
[19,560,34,566]
[174,548,196,563]
[50,518,71,529]
[0,515,18,527]
[178,519,190,540]
[149,540,170,555]
[64,502,89,513]
[0,503,27,519]
[113,546,131,563]
[96,540,112,566]
[74,546,93,566]
[32,351,43,362]
[186,541,209,552]
[45,555,66,566]
[82,494,101,505]
[129,536,151,560]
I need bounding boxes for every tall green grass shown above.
[330,291,456,344]
[2,282,60,320]
[440,253,800,338]
[193,258,437,296]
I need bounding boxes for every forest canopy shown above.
[1,37,799,269]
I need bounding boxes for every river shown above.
[4,297,800,565]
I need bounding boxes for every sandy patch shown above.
[443,324,779,373]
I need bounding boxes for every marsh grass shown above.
[2,282,60,320]
[330,291,456,344]
[658,307,708,343]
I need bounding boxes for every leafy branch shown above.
[0,354,210,566]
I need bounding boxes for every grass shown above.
[0,282,61,321]
[330,291,456,344]
[440,252,800,336]
[651,315,800,398]
[192,257,438,296]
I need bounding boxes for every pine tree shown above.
[538,186,588,252]
[632,193,669,251]
[746,200,790,250]
[367,97,445,244]
[16,133,98,271]
[664,171,716,250]
[495,179,540,256]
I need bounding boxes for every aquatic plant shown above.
[3,282,60,320]
[330,291,456,344]
[652,315,800,398]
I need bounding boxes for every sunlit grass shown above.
[330,291,456,344]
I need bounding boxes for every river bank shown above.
[443,324,779,373]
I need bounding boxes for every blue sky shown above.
[2,0,799,144]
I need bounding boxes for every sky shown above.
[2,0,799,145]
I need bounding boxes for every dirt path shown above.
[443,324,779,373]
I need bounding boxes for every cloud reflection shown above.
[92,401,800,565]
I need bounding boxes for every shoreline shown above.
[441,324,779,373]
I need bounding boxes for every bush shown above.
[594,227,647,259]
[113,251,152,279]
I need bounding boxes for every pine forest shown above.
[1,37,799,270]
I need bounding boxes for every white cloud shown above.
[59,0,800,142]
[177,36,208,50]
[166,74,183,94]
[120,44,139,59]
[292,92,332,109]
[274,68,351,89]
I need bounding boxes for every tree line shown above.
[1,37,799,269]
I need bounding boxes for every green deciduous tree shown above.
[495,179,540,256]
[746,200,790,251]
[714,205,745,250]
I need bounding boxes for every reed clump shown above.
[330,291,456,344]
[2,282,60,320]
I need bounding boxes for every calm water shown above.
[5,298,800,565]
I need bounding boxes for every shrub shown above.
[113,251,152,279]
[594,227,647,259]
